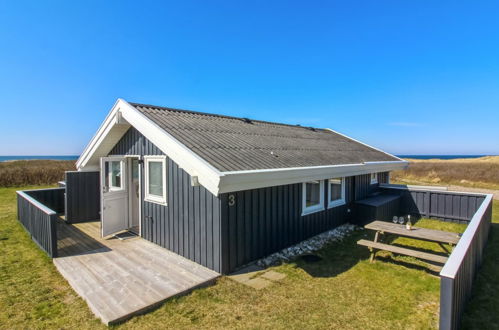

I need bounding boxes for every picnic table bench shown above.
[358,220,461,267]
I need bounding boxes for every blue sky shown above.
[0,1,498,155]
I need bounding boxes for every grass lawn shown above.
[0,186,496,329]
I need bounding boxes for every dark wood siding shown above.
[219,177,355,273]
[354,172,389,200]
[17,189,61,258]
[378,171,390,184]
[109,127,223,273]
[24,188,65,214]
[108,128,394,274]
[65,171,100,223]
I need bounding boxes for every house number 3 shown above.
[228,194,236,206]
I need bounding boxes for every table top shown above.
[364,220,461,245]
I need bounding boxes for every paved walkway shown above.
[54,221,219,325]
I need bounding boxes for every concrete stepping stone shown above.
[260,270,286,282]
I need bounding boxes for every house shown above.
[16,98,493,326]
[70,98,407,274]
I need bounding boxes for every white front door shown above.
[101,157,128,237]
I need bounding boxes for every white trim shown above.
[77,99,130,170]
[16,190,58,215]
[144,156,167,205]
[370,172,378,185]
[301,180,325,216]
[324,128,405,162]
[327,177,346,208]
[440,194,493,278]
[379,183,493,197]
[76,98,409,195]
[108,160,125,191]
[118,99,223,195]
[127,157,142,236]
[219,161,408,194]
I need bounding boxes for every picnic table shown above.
[358,220,461,267]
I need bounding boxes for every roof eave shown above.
[217,160,408,194]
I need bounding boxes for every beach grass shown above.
[0,160,75,187]
[391,156,499,190]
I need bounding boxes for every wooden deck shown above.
[54,220,220,325]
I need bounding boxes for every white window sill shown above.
[328,199,346,209]
[301,205,325,216]
[370,180,378,185]
[144,197,167,206]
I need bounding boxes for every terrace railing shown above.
[439,194,493,330]
[380,184,493,330]
[16,188,65,258]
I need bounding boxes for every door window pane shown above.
[148,161,163,197]
[306,180,321,207]
[329,178,343,202]
[110,161,121,188]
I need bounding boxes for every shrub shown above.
[391,160,499,188]
[0,160,76,187]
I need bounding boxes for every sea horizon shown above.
[0,154,496,162]
[0,155,79,162]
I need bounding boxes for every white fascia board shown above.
[324,128,405,162]
[440,193,493,278]
[119,100,223,196]
[76,99,126,170]
[76,98,408,196]
[218,160,408,194]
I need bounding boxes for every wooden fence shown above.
[380,184,485,223]
[439,194,493,330]
[380,184,493,329]
[16,188,65,258]
[65,171,100,223]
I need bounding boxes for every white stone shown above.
[255,223,357,267]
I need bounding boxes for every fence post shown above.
[440,275,454,330]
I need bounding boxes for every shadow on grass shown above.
[296,227,446,278]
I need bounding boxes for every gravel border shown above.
[256,223,358,267]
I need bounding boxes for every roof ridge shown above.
[129,101,329,131]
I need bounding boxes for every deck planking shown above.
[54,221,220,325]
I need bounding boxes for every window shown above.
[108,160,123,191]
[302,180,325,216]
[328,177,345,208]
[370,172,378,184]
[144,156,167,205]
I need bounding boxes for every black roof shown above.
[130,102,400,172]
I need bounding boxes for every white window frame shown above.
[301,180,325,216]
[108,160,125,192]
[370,172,378,185]
[327,177,346,208]
[144,156,167,205]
